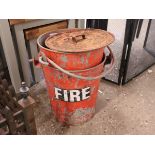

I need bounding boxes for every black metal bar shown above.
[136,19,143,38]
[98,19,108,30]
[143,19,152,48]
[131,19,139,42]
[122,42,132,84]
[118,19,132,84]
[122,20,137,84]
[86,19,108,30]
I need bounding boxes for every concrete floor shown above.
[30,65,155,135]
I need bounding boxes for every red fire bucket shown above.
[36,28,115,125]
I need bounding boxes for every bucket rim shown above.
[37,28,115,54]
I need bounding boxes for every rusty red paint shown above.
[41,60,104,125]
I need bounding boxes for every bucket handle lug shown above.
[38,46,114,80]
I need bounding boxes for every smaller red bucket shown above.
[37,47,114,125]
[37,29,114,70]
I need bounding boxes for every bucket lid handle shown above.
[71,34,86,43]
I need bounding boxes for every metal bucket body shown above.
[41,61,104,125]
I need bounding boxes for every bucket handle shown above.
[39,46,114,80]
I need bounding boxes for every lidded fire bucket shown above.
[36,29,115,125]
[37,29,114,70]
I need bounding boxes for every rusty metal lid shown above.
[45,29,115,52]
